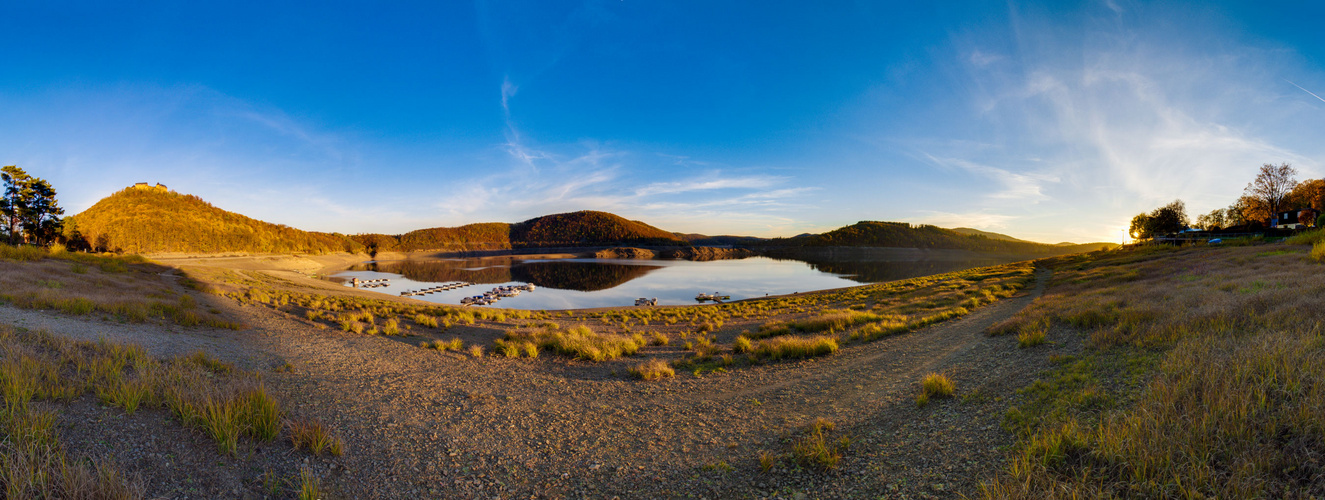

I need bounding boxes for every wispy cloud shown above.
[441,78,817,235]
[906,5,1323,242]
[922,154,1056,202]
[634,175,784,196]
[914,210,1018,231]
[500,76,518,114]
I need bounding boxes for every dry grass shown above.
[751,336,838,361]
[916,372,955,407]
[628,358,674,380]
[1016,319,1048,348]
[288,418,345,457]
[790,418,848,470]
[982,243,1325,498]
[297,465,321,500]
[503,325,643,362]
[0,246,239,329]
[0,321,342,495]
[0,322,353,498]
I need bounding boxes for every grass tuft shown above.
[791,418,847,470]
[628,358,675,381]
[752,336,838,361]
[917,372,955,407]
[288,418,345,457]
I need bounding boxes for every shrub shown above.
[1312,241,1325,262]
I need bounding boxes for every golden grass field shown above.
[983,236,1325,498]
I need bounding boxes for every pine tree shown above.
[0,166,65,245]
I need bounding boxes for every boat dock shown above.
[399,282,473,296]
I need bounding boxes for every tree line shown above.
[1130,163,1321,240]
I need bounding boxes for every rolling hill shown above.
[66,187,1112,257]
[767,221,1112,254]
[66,186,362,255]
[950,227,1025,242]
[352,211,686,252]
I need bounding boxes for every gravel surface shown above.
[0,267,1077,499]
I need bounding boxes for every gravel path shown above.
[1,267,1073,499]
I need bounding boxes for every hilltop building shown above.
[130,182,169,192]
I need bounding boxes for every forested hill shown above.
[510,211,682,247]
[66,187,363,255]
[67,189,1110,256]
[770,221,1112,254]
[353,211,686,252]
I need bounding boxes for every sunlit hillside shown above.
[67,187,363,255]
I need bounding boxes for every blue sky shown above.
[2,1,1322,243]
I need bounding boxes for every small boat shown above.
[635,298,658,306]
[696,292,730,302]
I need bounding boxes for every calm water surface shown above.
[333,251,1022,310]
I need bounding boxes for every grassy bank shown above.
[0,244,239,329]
[982,243,1325,498]
[189,257,1036,372]
[0,324,340,497]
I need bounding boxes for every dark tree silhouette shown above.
[1130,200,1189,240]
[0,165,64,245]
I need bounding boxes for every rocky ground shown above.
[0,265,1082,499]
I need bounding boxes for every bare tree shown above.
[1243,163,1299,223]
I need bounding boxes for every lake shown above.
[332,248,1028,310]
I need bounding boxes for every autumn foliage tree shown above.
[1242,163,1298,224]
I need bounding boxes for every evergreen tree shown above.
[0,166,65,245]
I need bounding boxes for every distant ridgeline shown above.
[65,187,1112,256]
[66,186,363,255]
[352,211,686,253]
[765,221,1112,254]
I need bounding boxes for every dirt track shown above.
[0,267,1074,499]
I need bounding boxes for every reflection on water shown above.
[335,251,1030,310]
[511,261,662,291]
[765,247,1026,284]
[351,259,663,292]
